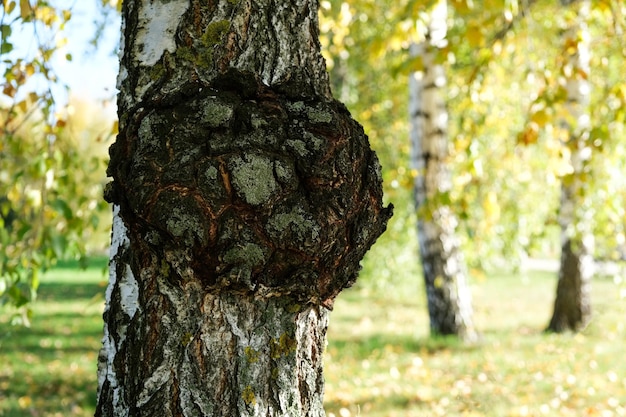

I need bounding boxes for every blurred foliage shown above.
[320,0,422,290]
[320,0,626,288]
[0,1,111,324]
[2,0,625,311]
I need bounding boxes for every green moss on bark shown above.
[242,385,256,406]
[201,20,230,47]
[270,333,297,359]
[244,346,260,363]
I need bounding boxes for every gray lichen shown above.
[223,242,268,289]
[204,165,218,182]
[285,132,324,158]
[228,154,278,206]
[306,105,333,124]
[285,101,305,112]
[267,206,320,247]
[202,99,234,128]
[303,132,325,151]
[161,202,207,246]
[167,207,198,237]
[273,160,293,185]
[223,243,267,267]
[285,139,309,157]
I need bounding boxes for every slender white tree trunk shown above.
[548,0,593,332]
[409,0,476,340]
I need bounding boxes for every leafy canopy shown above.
[1,0,114,324]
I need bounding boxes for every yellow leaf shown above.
[35,6,57,26]
[517,124,539,146]
[530,109,549,127]
[25,63,35,76]
[483,191,500,221]
[19,0,30,20]
[2,83,16,98]
[451,0,473,13]
[467,26,483,47]
[16,99,27,113]
[18,395,32,408]
[55,36,67,48]
[6,1,16,14]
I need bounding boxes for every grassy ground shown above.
[1,260,625,417]
[325,268,626,417]
[0,259,106,417]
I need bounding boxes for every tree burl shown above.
[106,69,392,308]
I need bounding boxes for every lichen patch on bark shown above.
[229,154,278,206]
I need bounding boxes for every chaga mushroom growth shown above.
[107,69,392,306]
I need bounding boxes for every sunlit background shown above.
[1,0,625,416]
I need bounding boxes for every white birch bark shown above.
[409,0,476,340]
[548,0,593,332]
[97,204,136,417]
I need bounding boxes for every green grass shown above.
[325,269,626,417]
[0,258,107,417]
[1,261,625,416]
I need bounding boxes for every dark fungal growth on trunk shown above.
[106,69,392,307]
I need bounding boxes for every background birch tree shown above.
[546,0,593,333]
[96,0,391,415]
[409,0,476,341]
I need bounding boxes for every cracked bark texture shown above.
[409,0,476,341]
[96,0,392,416]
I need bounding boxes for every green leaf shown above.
[1,24,11,38]
[8,282,29,307]
[30,269,39,292]
[89,213,100,229]
[53,233,68,258]
[1,42,13,54]
[51,198,73,220]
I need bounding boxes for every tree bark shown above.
[547,0,593,333]
[547,239,592,332]
[96,1,392,415]
[409,0,476,341]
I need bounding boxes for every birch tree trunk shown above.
[409,0,476,341]
[96,1,392,415]
[547,0,593,333]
